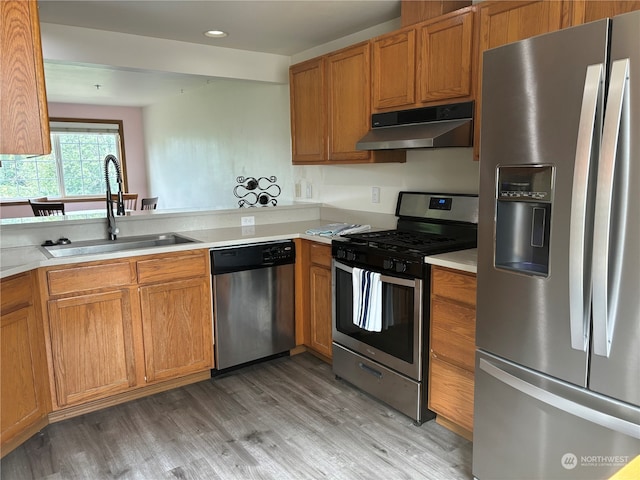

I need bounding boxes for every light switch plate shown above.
[241,216,255,226]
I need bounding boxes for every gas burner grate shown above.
[346,230,458,255]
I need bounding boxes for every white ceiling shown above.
[38,0,402,107]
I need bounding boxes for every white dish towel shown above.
[352,267,382,332]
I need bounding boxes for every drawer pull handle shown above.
[359,362,383,380]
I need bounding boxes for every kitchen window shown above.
[0,118,127,200]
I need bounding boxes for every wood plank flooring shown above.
[1,353,472,479]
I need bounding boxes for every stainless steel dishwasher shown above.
[210,240,296,370]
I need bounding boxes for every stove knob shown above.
[336,249,346,259]
[346,251,356,262]
[395,262,407,273]
[383,259,394,270]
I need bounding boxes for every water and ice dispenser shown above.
[494,165,554,277]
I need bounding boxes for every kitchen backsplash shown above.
[293,147,480,214]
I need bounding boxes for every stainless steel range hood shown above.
[356,101,473,150]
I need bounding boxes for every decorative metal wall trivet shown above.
[233,176,281,208]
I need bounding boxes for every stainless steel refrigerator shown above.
[474,11,640,480]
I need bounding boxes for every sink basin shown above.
[41,233,198,258]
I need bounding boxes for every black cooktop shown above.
[341,229,462,255]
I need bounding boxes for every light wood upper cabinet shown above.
[289,58,326,163]
[1,272,50,458]
[372,7,477,113]
[290,43,405,165]
[372,29,416,110]
[569,0,640,25]
[417,8,475,103]
[326,42,373,162]
[474,0,570,160]
[0,0,50,155]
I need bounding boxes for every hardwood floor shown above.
[1,353,472,479]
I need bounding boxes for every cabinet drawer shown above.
[429,355,474,432]
[137,252,208,284]
[47,262,135,296]
[431,266,477,306]
[1,272,33,313]
[309,242,332,267]
[431,296,476,371]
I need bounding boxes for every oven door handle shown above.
[333,260,419,288]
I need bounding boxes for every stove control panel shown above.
[332,243,424,279]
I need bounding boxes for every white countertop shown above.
[1,212,478,278]
[0,220,336,278]
[425,248,478,274]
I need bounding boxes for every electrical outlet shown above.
[241,216,255,226]
[295,182,301,198]
[306,183,313,198]
[372,186,380,204]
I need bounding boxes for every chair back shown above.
[29,199,65,216]
[141,197,158,210]
[110,193,138,210]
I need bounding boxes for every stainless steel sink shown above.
[41,233,198,258]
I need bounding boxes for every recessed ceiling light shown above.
[204,30,228,38]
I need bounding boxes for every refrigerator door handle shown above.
[592,58,630,358]
[479,357,640,439]
[569,63,603,352]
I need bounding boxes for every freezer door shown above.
[589,11,640,408]
[473,351,640,480]
[477,20,609,386]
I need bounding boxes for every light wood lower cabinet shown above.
[40,249,213,416]
[296,239,333,360]
[140,278,213,382]
[47,289,137,407]
[308,248,333,358]
[428,266,477,439]
[1,272,50,458]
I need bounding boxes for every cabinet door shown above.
[429,356,475,432]
[0,0,50,155]
[290,58,326,163]
[48,289,137,407]
[309,264,333,359]
[569,0,640,25]
[1,305,48,454]
[139,278,213,383]
[372,29,416,110]
[326,43,372,162]
[418,9,475,103]
[474,0,569,160]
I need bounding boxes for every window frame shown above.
[49,117,129,195]
[0,117,129,204]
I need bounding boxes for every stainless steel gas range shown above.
[332,192,478,424]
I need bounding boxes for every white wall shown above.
[294,148,479,214]
[41,15,480,217]
[143,79,293,210]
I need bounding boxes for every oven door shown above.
[332,259,423,380]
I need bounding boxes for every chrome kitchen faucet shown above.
[104,154,125,240]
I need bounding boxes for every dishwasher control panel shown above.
[263,242,295,263]
[211,240,296,274]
